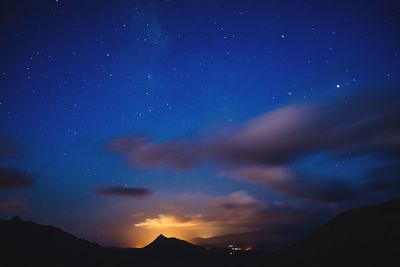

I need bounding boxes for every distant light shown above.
[134,214,201,228]
[336,84,340,88]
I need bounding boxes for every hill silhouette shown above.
[1,198,400,267]
[273,198,400,267]
[144,234,206,254]
[0,216,105,266]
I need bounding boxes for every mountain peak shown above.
[156,234,166,239]
[151,234,169,244]
[144,234,205,254]
[146,234,177,248]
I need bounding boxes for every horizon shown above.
[1,0,400,248]
[0,214,264,248]
[3,196,400,250]
[2,215,196,248]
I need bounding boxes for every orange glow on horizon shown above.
[130,214,218,247]
[134,214,203,229]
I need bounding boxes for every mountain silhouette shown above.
[274,198,400,267]
[0,216,104,266]
[1,198,400,267]
[144,234,206,254]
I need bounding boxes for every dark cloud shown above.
[0,136,21,160]
[206,191,327,227]
[366,162,400,195]
[96,186,152,197]
[0,168,36,189]
[108,88,400,202]
[224,166,358,202]
[0,200,25,213]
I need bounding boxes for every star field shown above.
[0,0,399,247]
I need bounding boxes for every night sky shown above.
[1,0,400,248]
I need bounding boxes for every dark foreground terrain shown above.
[1,198,400,267]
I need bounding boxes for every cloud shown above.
[129,191,332,247]
[0,136,21,160]
[212,191,263,210]
[134,214,204,229]
[210,105,320,166]
[205,191,323,228]
[224,166,358,202]
[96,186,152,197]
[128,211,145,218]
[0,199,25,213]
[366,162,400,195]
[133,191,324,238]
[108,88,400,202]
[108,137,197,170]
[209,88,400,166]
[0,168,36,189]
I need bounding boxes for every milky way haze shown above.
[0,0,399,247]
